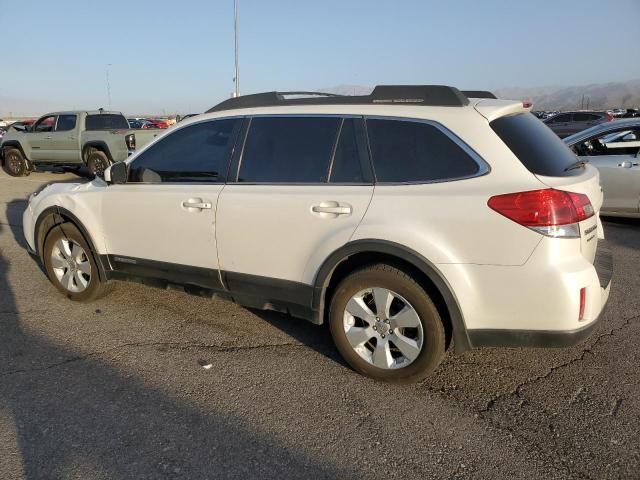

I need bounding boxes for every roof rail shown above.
[461,90,497,99]
[206,85,470,113]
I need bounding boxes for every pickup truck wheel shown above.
[329,264,445,384]
[3,148,30,177]
[43,223,113,302]
[87,150,111,178]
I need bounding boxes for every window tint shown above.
[33,115,56,132]
[491,113,579,177]
[551,114,571,123]
[85,114,129,130]
[366,119,480,183]
[329,119,367,183]
[128,119,239,183]
[238,117,340,183]
[55,114,77,132]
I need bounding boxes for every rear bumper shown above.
[467,242,613,348]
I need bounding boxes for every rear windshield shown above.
[490,113,579,177]
[85,114,129,130]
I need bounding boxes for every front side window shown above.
[575,127,640,156]
[33,115,56,133]
[128,119,239,183]
[367,119,480,183]
[55,114,77,132]
[238,117,340,183]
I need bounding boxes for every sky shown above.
[1,0,639,116]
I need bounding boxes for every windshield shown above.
[85,114,129,130]
[491,113,580,177]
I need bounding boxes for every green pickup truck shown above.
[0,110,161,177]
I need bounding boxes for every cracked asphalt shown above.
[0,169,638,479]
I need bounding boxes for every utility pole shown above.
[233,0,240,97]
[106,64,112,108]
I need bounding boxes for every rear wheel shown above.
[43,223,113,301]
[86,150,111,178]
[329,264,445,383]
[2,148,30,177]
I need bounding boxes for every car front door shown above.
[216,116,374,293]
[576,127,640,214]
[28,115,57,160]
[101,118,241,289]
[49,114,81,162]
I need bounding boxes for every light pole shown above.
[106,64,112,108]
[233,0,240,97]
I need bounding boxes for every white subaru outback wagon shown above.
[23,86,612,383]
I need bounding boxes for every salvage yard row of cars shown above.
[1,86,622,383]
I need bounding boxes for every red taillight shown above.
[606,113,614,122]
[488,189,594,237]
[579,287,586,321]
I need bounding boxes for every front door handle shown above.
[45,136,52,139]
[312,201,352,217]
[182,198,212,210]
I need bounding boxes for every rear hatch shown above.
[489,112,603,263]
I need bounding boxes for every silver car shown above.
[565,119,640,218]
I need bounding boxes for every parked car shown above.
[544,111,614,138]
[0,110,162,177]
[127,118,143,129]
[564,118,640,218]
[620,109,640,118]
[22,86,611,383]
[143,118,169,129]
[0,126,7,140]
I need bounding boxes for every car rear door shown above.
[49,114,81,162]
[216,116,374,291]
[101,118,241,288]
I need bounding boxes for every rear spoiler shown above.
[461,90,497,99]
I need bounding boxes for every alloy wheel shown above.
[50,238,92,293]
[343,287,424,369]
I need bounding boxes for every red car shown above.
[141,118,169,129]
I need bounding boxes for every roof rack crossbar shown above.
[206,85,470,113]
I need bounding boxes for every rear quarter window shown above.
[490,113,579,177]
[366,119,482,183]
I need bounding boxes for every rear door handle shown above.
[182,199,212,210]
[312,201,352,217]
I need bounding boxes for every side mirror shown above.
[622,133,637,142]
[104,162,128,184]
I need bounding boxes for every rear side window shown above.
[573,113,599,122]
[366,119,480,183]
[128,119,239,183]
[55,114,77,132]
[85,114,129,130]
[238,117,340,183]
[491,113,579,177]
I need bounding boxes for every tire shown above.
[329,264,445,383]
[86,150,111,178]
[2,148,31,177]
[43,223,113,302]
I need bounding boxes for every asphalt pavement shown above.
[0,168,638,479]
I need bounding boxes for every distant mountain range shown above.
[324,80,640,111]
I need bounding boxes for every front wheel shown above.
[2,148,30,177]
[43,223,113,301]
[329,264,445,383]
